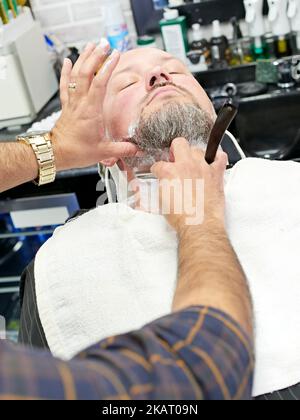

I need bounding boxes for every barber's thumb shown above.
[104,141,138,159]
[101,158,118,167]
[212,151,229,169]
[151,161,170,179]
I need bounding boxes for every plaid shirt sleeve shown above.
[0,306,254,400]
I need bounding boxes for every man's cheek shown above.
[116,96,140,135]
[110,107,136,140]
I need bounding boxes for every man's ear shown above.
[100,158,118,167]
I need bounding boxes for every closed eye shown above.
[121,82,137,91]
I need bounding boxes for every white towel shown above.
[35,157,300,397]
[35,205,178,359]
[225,158,300,396]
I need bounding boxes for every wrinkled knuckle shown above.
[78,68,90,79]
[162,166,172,177]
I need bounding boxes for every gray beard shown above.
[124,101,214,172]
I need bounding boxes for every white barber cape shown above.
[35,158,300,397]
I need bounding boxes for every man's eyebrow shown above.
[112,56,175,79]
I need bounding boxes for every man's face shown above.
[102,48,215,143]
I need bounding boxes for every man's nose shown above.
[146,67,172,91]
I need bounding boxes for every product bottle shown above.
[0,0,9,24]
[137,36,157,49]
[153,0,169,9]
[210,20,228,69]
[0,8,8,24]
[244,0,269,59]
[102,0,131,52]
[288,0,300,53]
[241,37,256,63]
[190,23,210,62]
[253,36,268,59]
[190,23,208,51]
[160,8,189,63]
[229,17,245,66]
[8,0,18,17]
[264,32,277,58]
[276,34,293,57]
[268,0,292,58]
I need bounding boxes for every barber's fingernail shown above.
[97,41,110,54]
[107,49,119,59]
[99,37,110,49]
[100,50,119,74]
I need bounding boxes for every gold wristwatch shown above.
[17,131,56,186]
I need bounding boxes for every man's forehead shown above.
[112,48,179,76]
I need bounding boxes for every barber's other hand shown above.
[51,43,137,171]
[151,138,228,233]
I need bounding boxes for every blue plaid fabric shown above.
[0,306,254,400]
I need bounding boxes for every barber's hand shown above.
[151,138,228,233]
[51,43,137,171]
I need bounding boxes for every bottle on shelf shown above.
[268,0,293,58]
[264,32,278,58]
[187,23,209,72]
[244,0,269,59]
[190,23,210,59]
[241,37,256,63]
[229,17,254,66]
[210,20,229,69]
[0,0,9,24]
[137,36,157,49]
[8,0,18,18]
[160,8,189,63]
[276,34,293,57]
[190,23,209,52]
[253,36,268,59]
[288,0,300,53]
[153,0,169,9]
[102,0,132,52]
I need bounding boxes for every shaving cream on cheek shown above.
[127,121,139,139]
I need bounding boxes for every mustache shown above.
[140,82,198,110]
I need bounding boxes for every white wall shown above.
[29,0,137,48]
[29,1,268,52]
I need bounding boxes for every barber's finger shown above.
[101,158,118,167]
[99,140,138,160]
[211,151,228,171]
[75,44,111,95]
[151,161,174,179]
[191,147,205,161]
[69,42,96,81]
[170,138,191,162]
[60,58,73,108]
[88,50,120,108]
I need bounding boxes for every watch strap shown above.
[17,133,56,186]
